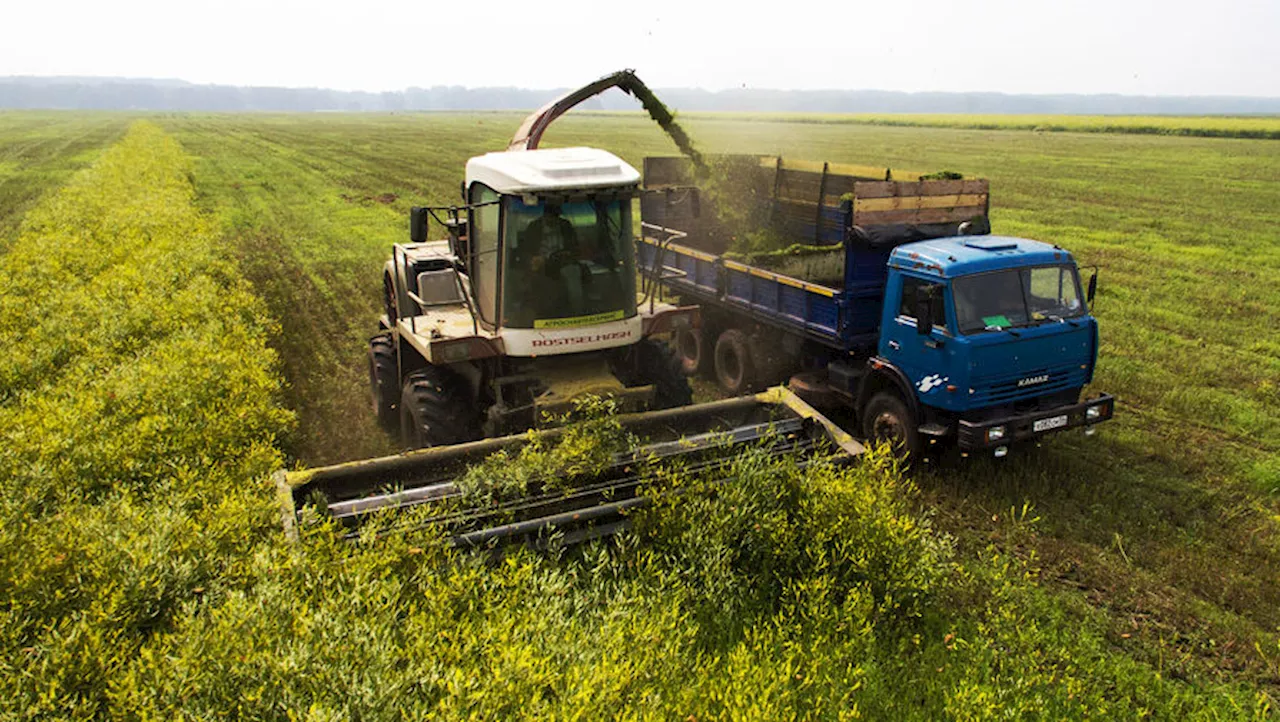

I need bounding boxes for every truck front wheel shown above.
[862,391,921,459]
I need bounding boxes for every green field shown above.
[663,111,1280,139]
[0,112,1277,718]
[0,112,132,242]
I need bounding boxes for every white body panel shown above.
[500,315,642,357]
[466,147,640,195]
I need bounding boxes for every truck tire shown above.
[862,391,921,459]
[614,339,693,409]
[674,327,704,376]
[399,366,482,449]
[368,333,399,432]
[714,329,756,396]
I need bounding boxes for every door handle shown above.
[888,340,901,351]
[925,339,944,349]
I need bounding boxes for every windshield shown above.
[502,196,637,329]
[953,265,1085,334]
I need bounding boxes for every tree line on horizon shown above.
[2,76,1278,115]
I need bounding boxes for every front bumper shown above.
[956,393,1115,450]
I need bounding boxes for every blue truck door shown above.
[880,274,951,402]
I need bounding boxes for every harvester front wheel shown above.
[399,367,482,449]
[368,333,399,432]
[615,339,692,409]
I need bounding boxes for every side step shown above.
[275,387,863,547]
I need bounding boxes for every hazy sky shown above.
[4,0,1278,96]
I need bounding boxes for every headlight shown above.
[987,425,1006,443]
[1086,405,1102,420]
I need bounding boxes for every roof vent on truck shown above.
[962,237,1018,251]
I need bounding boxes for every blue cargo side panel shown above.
[723,263,841,341]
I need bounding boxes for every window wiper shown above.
[984,324,1022,337]
[1034,313,1080,328]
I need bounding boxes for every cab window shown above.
[899,276,947,330]
[468,183,500,324]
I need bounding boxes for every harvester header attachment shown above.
[276,387,862,548]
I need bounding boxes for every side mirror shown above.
[914,294,934,336]
[1086,270,1098,305]
[409,207,429,243]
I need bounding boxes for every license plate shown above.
[1033,414,1069,433]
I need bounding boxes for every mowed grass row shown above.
[4,120,1265,718]
[0,112,133,243]
[156,111,1280,698]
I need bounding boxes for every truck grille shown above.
[970,361,1087,406]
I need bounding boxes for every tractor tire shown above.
[615,339,693,410]
[713,328,756,396]
[368,333,399,432]
[862,391,921,460]
[673,326,705,376]
[399,366,482,449]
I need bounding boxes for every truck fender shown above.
[855,358,921,422]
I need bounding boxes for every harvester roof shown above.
[466,147,641,195]
[890,236,1076,279]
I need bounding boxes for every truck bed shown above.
[639,235,877,350]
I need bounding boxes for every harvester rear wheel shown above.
[399,366,482,449]
[714,329,756,396]
[368,333,399,432]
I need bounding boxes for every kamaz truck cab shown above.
[876,235,1114,455]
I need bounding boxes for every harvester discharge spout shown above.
[276,388,862,548]
[508,69,706,175]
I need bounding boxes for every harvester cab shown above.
[372,68,715,451]
[377,145,698,447]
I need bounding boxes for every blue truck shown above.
[638,156,1114,457]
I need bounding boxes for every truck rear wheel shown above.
[399,366,482,449]
[368,333,399,432]
[714,329,756,396]
[862,391,921,459]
